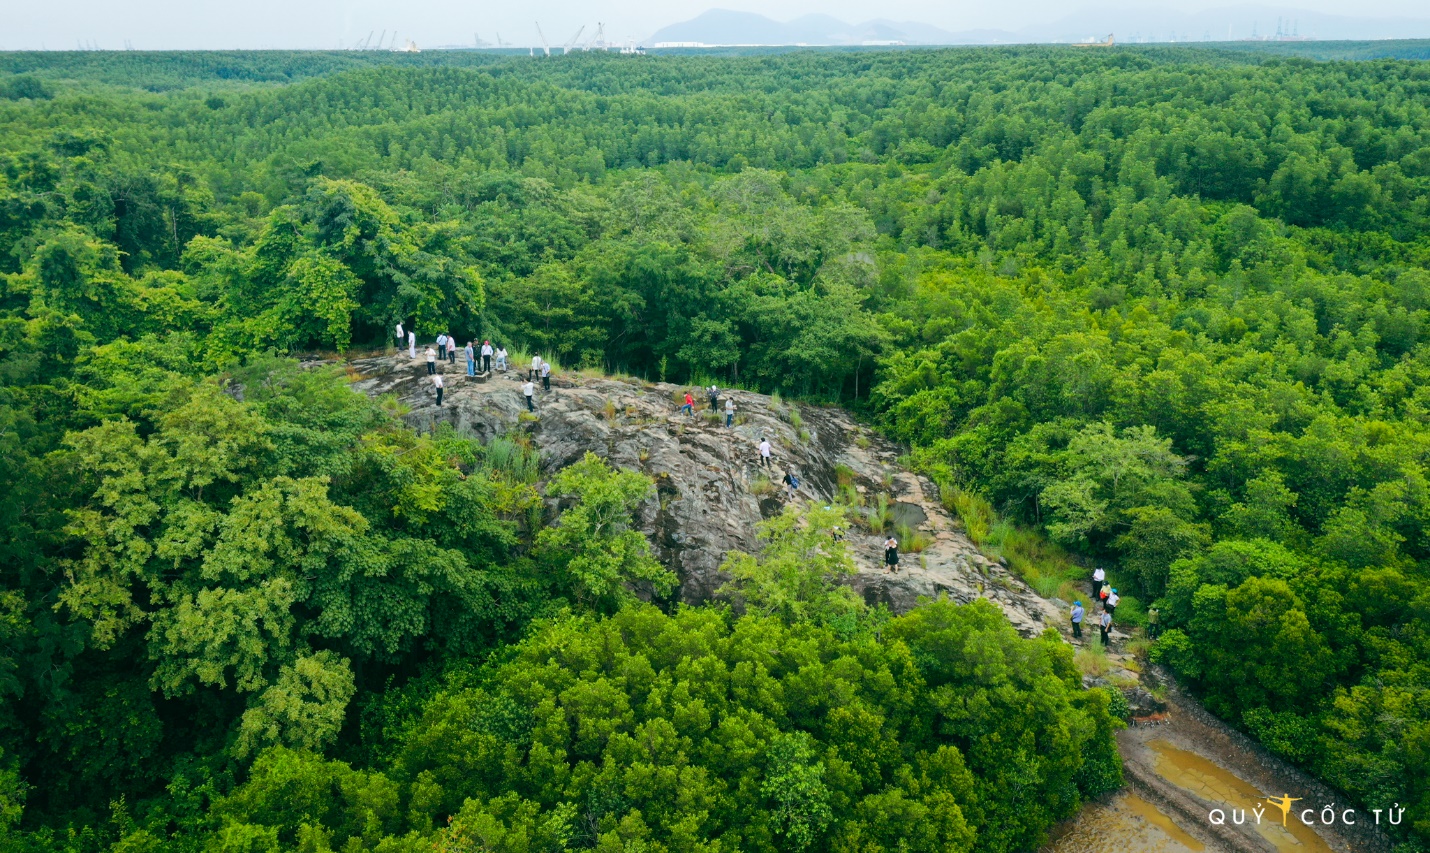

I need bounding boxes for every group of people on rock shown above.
[1070,566,1142,647]
[395,321,537,409]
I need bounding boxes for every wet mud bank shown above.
[1045,671,1392,853]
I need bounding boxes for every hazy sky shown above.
[4,0,1429,50]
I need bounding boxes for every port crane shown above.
[535,23,551,56]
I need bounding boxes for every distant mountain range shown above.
[647,6,1430,46]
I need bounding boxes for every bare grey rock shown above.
[348,354,1064,636]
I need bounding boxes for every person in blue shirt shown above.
[1070,601,1084,639]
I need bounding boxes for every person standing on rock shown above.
[436,333,448,361]
[522,379,536,412]
[1092,566,1106,599]
[425,346,437,375]
[681,391,694,417]
[708,384,719,411]
[1070,600,1085,639]
[432,373,445,406]
[883,535,900,574]
[725,397,735,428]
[758,437,772,468]
[1098,583,1110,610]
[540,359,552,391]
[481,340,493,373]
[1099,608,1112,646]
[407,330,417,359]
[394,321,404,349]
[1147,606,1160,640]
[530,354,542,381]
[464,341,476,377]
[447,335,457,364]
[1105,588,1120,617]
[495,346,507,372]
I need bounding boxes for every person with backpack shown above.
[1098,584,1110,610]
[425,346,437,375]
[1070,601,1085,639]
[883,536,900,574]
[724,397,735,428]
[540,360,552,391]
[481,340,493,373]
[782,468,799,499]
[432,373,444,406]
[681,391,694,416]
[522,379,536,412]
[758,437,772,468]
[464,341,476,377]
[1105,588,1120,617]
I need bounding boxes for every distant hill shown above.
[648,5,1430,46]
[647,10,981,46]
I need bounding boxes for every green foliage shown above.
[4,42,1430,849]
[719,503,862,626]
[536,452,675,612]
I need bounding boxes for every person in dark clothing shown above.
[782,469,798,499]
[883,536,900,573]
[1147,607,1160,640]
[481,340,493,373]
[523,380,536,412]
[1099,610,1112,646]
[433,374,444,406]
[541,361,551,391]
[425,347,437,375]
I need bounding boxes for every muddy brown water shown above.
[1148,740,1335,853]
[1043,790,1206,852]
[1043,738,1341,853]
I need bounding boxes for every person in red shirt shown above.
[681,391,694,416]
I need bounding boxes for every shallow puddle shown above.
[1041,790,1204,852]
[1148,740,1335,853]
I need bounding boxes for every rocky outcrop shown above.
[349,354,1063,637]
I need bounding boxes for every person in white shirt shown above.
[394,321,404,349]
[530,355,542,381]
[446,334,456,364]
[1092,566,1106,598]
[758,437,772,469]
[432,373,445,406]
[480,340,493,373]
[540,360,552,391]
[724,398,735,428]
[522,380,536,412]
[495,347,507,371]
[1105,589,1120,616]
[407,331,416,359]
[425,346,437,375]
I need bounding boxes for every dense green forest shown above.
[2,43,1429,850]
